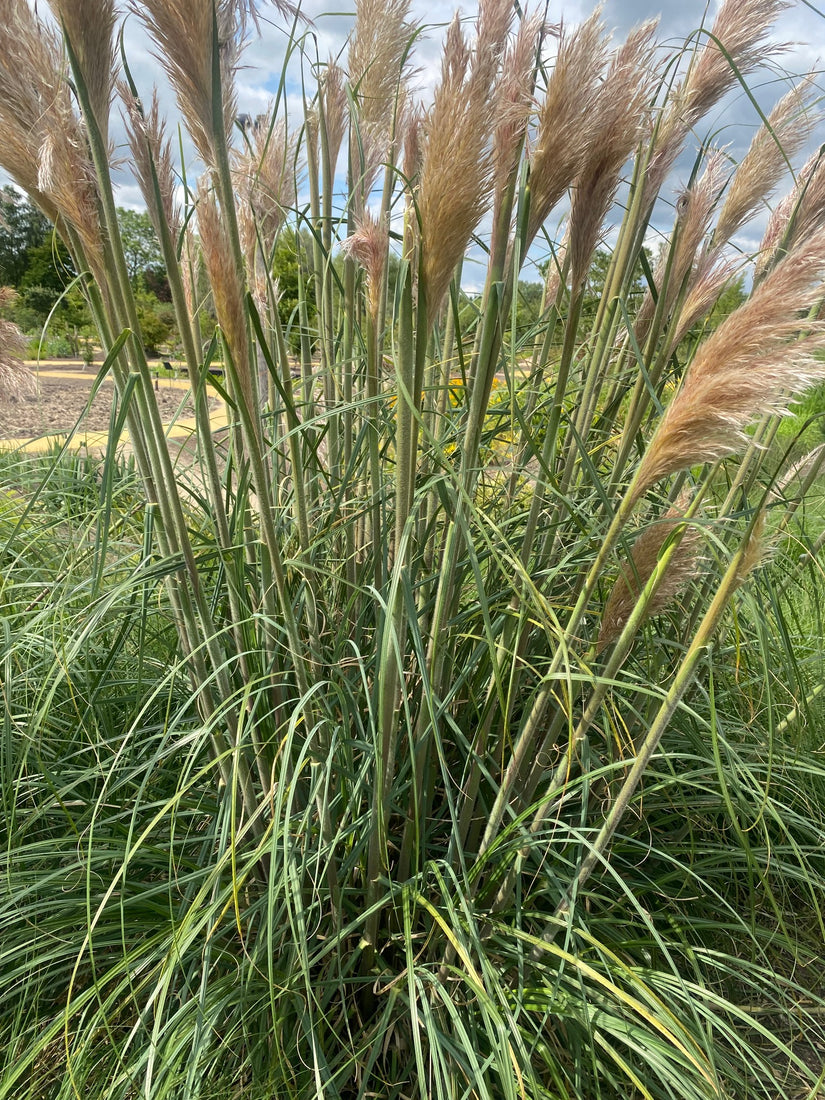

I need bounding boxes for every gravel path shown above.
[0,363,216,441]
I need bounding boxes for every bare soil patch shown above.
[0,365,214,440]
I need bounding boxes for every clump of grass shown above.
[2,0,825,1097]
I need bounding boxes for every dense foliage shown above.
[1,0,824,1098]
[0,188,173,355]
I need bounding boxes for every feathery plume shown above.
[401,100,423,188]
[492,11,544,226]
[133,0,303,165]
[319,60,348,183]
[665,252,738,351]
[132,0,238,167]
[756,146,825,278]
[0,0,61,199]
[683,0,789,123]
[234,112,295,268]
[229,0,300,30]
[541,231,569,308]
[197,183,252,407]
[646,0,789,205]
[0,0,104,280]
[773,443,825,497]
[633,229,825,501]
[348,0,414,213]
[121,86,181,245]
[526,11,607,249]
[598,496,702,650]
[342,210,389,321]
[47,0,118,145]
[635,149,729,345]
[774,446,825,499]
[737,507,768,582]
[417,0,512,319]
[715,78,815,246]
[0,313,34,410]
[181,224,201,319]
[567,20,659,288]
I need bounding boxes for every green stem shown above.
[536,512,758,952]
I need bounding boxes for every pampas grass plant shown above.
[2,0,825,1096]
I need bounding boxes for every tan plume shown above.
[567,19,659,288]
[633,230,825,502]
[598,496,702,651]
[121,86,181,245]
[342,211,389,321]
[0,0,104,279]
[417,0,512,320]
[757,143,825,279]
[0,316,34,409]
[47,0,118,145]
[348,0,414,213]
[132,0,240,168]
[646,0,789,206]
[635,149,729,346]
[197,183,252,410]
[526,11,607,249]
[318,61,348,183]
[715,77,815,246]
[492,11,543,220]
[234,112,296,269]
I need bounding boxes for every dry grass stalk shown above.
[234,112,295,269]
[598,496,702,651]
[47,0,117,145]
[0,0,104,279]
[567,20,659,288]
[132,0,240,168]
[197,183,252,409]
[122,86,181,245]
[416,0,511,318]
[347,0,414,212]
[342,211,389,321]
[492,11,543,225]
[633,229,825,501]
[715,77,815,246]
[757,146,825,278]
[526,11,606,249]
[646,0,788,205]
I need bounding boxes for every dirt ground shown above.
[0,362,213,440]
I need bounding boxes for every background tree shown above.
[117,206,165,283]
[272,227,317,351]
[116,207,175,354]
[0,185,52,287]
